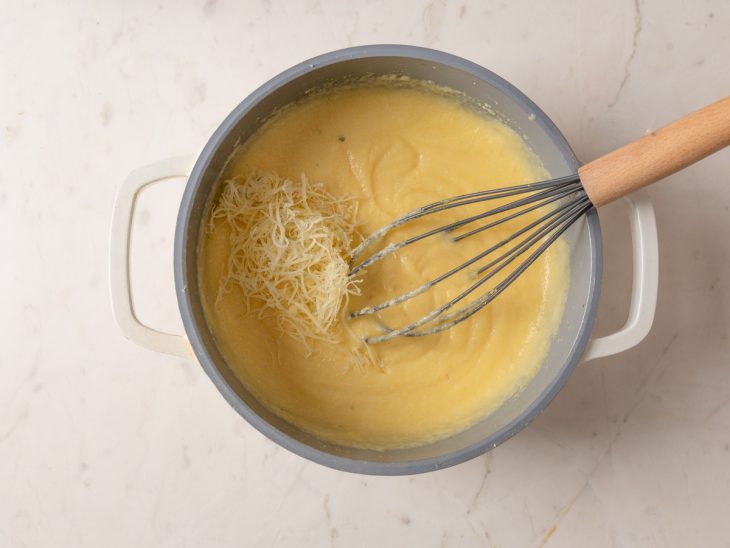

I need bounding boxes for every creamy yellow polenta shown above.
[200,80,569,449]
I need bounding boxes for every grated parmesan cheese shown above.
[210,171,366,359]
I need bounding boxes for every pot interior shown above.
[176,46,602,474]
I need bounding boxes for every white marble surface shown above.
[2,0,730,546]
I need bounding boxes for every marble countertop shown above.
[2,0,729,546]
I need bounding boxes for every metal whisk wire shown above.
[348,175,594,344]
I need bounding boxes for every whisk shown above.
[350,96,730,344]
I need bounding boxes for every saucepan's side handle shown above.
[109,156,196,359]
[583,191,659,361]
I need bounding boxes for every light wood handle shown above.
[579,96,730,207]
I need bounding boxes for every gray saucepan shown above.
[110,45,658,475]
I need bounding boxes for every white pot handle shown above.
[582,191,658,361]
[109,156,196,358]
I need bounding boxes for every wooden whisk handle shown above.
[579,96,730,207]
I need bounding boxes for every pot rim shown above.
[174,44,602,475]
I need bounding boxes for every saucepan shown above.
[109,45,658,475]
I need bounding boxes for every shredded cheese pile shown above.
[210,171,363,355]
